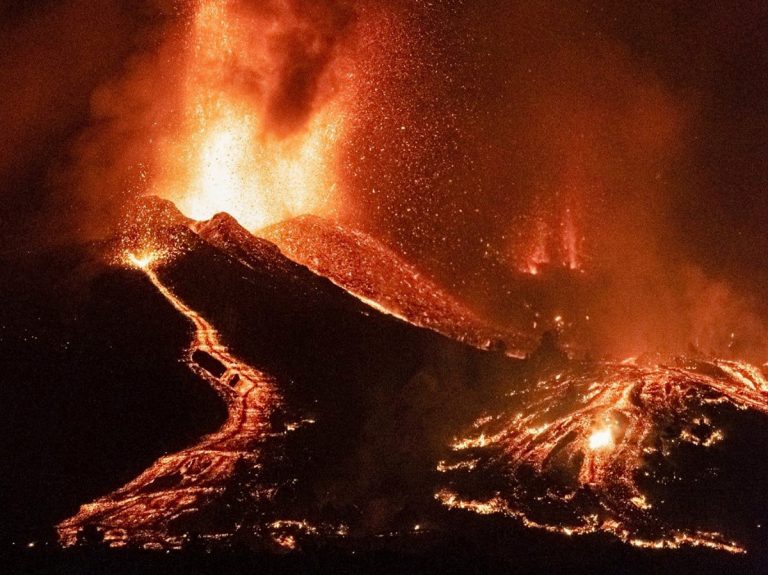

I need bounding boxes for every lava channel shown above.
[57,251,290,549]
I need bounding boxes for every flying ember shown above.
[152,0,345,231]
[126,251,159,270]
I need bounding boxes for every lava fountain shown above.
[57,0,356,547]
[515,202,583,276]
[152,0,348,231]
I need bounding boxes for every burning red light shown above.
[515,203,584,276]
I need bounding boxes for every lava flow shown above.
[437,357,768,553]
[58,249,287,549]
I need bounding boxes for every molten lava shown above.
[587,426,614,450]
[126,251,159,270]
[152,0,345,231]
[438,358,768,553]
[58,249,288,548]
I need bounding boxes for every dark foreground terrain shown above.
[3,200,768,573]
[3,525,764,575]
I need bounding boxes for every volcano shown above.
[261,215,534,355]
[5,0,768,572]
[3,200,768,573]
[32,197,520,549]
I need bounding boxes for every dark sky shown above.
[2,0,767,355]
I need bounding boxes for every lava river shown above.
[57,251,298,549]
[437,357,768,554]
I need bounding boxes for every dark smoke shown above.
[257,0,355,136]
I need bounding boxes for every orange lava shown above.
[152,0,346,231]
[438,358,768,553]
[58,251,283,548]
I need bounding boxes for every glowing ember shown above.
[125,251,162,270]
[515,203,584,275]
[587,426,613,450]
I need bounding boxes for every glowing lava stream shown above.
[57,253,285,549]
[437,359,768,554]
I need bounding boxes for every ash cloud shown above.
[47,3,184,243]
[255,0,355,136]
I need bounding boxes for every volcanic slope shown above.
[260,215,533,356]
[0,235,225,540]
[56,197,519,548]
